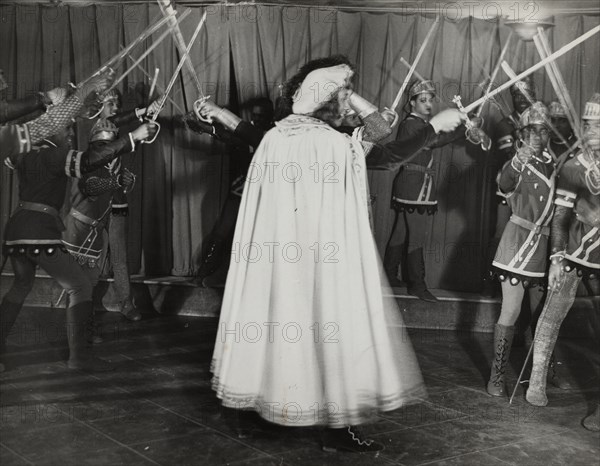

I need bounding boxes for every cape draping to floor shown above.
[211,115,426,427]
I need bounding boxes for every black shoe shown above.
[408,288,439,303]
[68,356,115,372]
[120,299,142,322]
[321,426,384,453]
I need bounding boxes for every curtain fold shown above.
[1,3,598,290]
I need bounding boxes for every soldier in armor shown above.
[63,90,159,321]
[486,102,555,396]
[483,77,536,294]
[526,94,600,433]
[0,108,157,373]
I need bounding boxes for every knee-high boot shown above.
[487,324,515,396]
[526,273,578,406]
[406,248,438,302]
[66,301,114,372]
[0,297,24,372]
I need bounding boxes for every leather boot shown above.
[66,301,114,372]
[195,238,227,283]
[202,260,230,288]
[583,403,600,432]
[0,297,24,372]
[548,354,575,390]
[406,248,438,302]
[487,324,515,396]
[383,244,405,287]
[119,296,141,322]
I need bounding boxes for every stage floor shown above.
[1,307,598,465]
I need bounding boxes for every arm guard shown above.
[27,94,84,146]
[80,174,121,197]
[0,95,45,124]
[64,135,133,178]
[215,108,243,132]
[361,112,392,143]
[549,204,572,255]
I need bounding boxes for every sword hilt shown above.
[193,96,213,123]
[141,118,161,145]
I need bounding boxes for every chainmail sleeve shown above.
[361,112,392,143]
[80,175,121,197]
[26,94,84,145]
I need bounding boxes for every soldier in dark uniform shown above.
[0,116,156,373]
[384,80,467,302]
[486,102,555,397]
[526,94,600,433]
[184,97,275,287]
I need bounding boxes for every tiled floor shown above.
[1,307,598,465]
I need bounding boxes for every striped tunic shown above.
[492,152,556,284]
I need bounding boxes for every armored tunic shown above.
[62,131,133,266]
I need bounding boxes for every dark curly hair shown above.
[274,55,355,121]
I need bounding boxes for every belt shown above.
[15,201,65,231]
[510,215,550,236]
[69,208,105,227]
[403,163,435,175]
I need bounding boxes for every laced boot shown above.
[486,324,515,396]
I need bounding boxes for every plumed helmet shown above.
[519,101,549,128]
[582,93,600,121]
[89,118,118,143]
[101,88,122,106]
[408,80,436,99]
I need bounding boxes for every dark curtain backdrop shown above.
[1,3,598,291]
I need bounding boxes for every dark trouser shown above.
[198,194,241,279]
[1,249,99,349]
[102,214,131,304]
[385,209,432,291]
